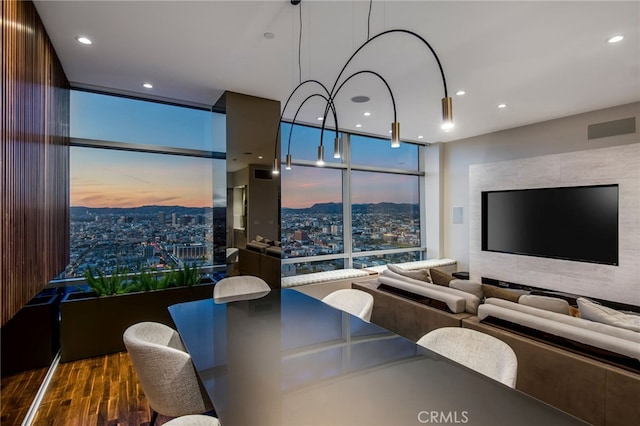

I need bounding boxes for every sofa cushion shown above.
[429,268,455,287]
[479,299,640,361]
[377,275,466,314]
[246,241,270,252]
[482,284,524,303]
[281,269,369,288]
[380,270,481,314]
[520,295,570,315]
[387,264,431,283]
[484,298,640,342]
[449,279,483,300]
[577,297,640,332]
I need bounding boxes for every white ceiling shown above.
[34,0,640,167]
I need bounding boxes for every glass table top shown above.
[169,289,585,426]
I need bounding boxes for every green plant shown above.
[157,269,176,289]
[173,262,201,287]
[131,268,175,292]
[84,266,133,296]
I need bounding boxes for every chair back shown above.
[417,327,518,388]
[322,289,374,321]
[214,275,271,302]
[123,322,212,417]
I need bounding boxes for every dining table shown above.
[168,288,586,426]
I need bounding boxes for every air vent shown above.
[587,117,635,140]
[254,169,273,180]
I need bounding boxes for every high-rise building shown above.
[294,229,309,243]
[173,244,207,260]
[158,211,166,225]
[143,245,155,258]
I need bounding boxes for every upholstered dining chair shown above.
[123,322,213,425]
[322,289,375,322]
[163,414,221,426]
[416,327,518,388]
[213,275,271,303]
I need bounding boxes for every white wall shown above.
[442,102,639,272]
[469,144,639,305]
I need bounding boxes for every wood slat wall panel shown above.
[1,0,70,326]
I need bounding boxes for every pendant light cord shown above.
[298,1,302,84]
[367,0,373,40]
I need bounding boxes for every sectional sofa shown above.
[352,269,640,426]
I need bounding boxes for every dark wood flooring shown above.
[1,367,48,426]
[1,352,176,426]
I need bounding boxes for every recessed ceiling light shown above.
[142,83,153,89]
[317,116,324,121]
[75,36,92,45]
[363,112,371,117]
[456,90,466,96]
[264,32,275,40]
[498,103,507,109]
[351,96,370,103]
[607,35,624,43]
[355,124,362,128]
[258,155,263,159]
[418,135,424,139]
[388,130,393,133]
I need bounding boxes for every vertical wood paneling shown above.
[1,0,70,326]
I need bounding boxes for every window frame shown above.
[52,88,227,285]
[280,121,427,272]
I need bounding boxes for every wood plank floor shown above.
[1,367,48,426]
[2,352,176,426]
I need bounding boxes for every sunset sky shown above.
[70,91,420,209]
[70,148,226,208]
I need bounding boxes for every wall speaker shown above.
[453,206,464,224]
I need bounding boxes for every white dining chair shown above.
[417,327,518,388]
[213,275,271,302]
[322,289,374,322]
[164,414,221,426]
[123,322,213,425]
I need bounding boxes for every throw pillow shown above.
[577,297,640,332]
[429,268,455,287]
[481,284,523,303]
[387,264,431,283]
[449,279,484,299]
[519,295,570,315]
[255,235,265,243]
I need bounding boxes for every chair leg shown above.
[150,409,158,426]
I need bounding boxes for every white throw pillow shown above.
[577,297,640,332]
[519,295,570,315]
[449,279,483,300]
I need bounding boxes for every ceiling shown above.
[34,1,640,171]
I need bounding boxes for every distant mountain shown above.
[282,202,419,215]
[71,205,225,217]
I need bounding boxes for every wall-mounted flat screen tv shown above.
[481,184,618,266]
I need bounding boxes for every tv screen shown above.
[481,184,618,266]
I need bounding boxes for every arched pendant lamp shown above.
[273,28,453,174]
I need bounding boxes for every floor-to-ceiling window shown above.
[59,90,226,279]
[281,123,425,275]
